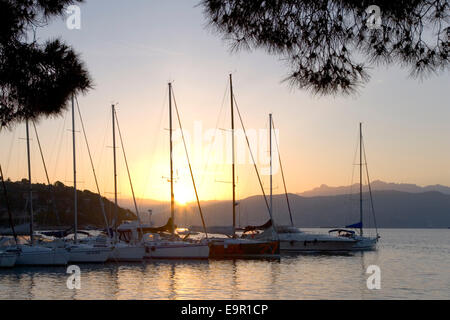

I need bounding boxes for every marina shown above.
[0,0,448,303]
[0,76,381,268]
[0,229,448,300]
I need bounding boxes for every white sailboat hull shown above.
[278,231,356,252]
[109,244,145,262]
[0,252,17,268]
[68,245,112,263]
[280,239,356,253]
[351,237,378,251]
[145,242,210,259]
[246,227,357,253]
[15,246,68,266]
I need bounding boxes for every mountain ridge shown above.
[2,180,449,231]
[134,189,450,229]
[297,180,450,197]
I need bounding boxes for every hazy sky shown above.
[1,0,449,204]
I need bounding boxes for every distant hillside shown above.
[136,190,450,230]
[298,180,450,197]
[0,180,137,233]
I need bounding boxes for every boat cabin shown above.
[328,229,356,238]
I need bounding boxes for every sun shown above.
[175,187,193,206]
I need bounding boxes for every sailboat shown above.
[66,95,112,263]
[29,97,112,263]
[0,249,17,268]
[143,82,209,259]
[208,75,280,259]
[241,115,357,253]
[14,119,68,266]
[0,165,19,267]
[328,123,380,251]
[66,96,111,263]
[107,104,146,262]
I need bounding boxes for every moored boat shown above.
[208,75,281,259]
[109,242,145,262]
[208,237,279,259]
[15,245,68,266]
[0,249,17,268]
[144,233,209,260]
[328,229,378,251]
[243,225,357,253]
[10,120,68,266]
[67,243,112,263]
[241,114,358,253]
[138,83,211,260]
[65,95,114,263]
[328,123,380,251]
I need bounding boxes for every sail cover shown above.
[140,218,175,233]
[346,221,363,229]
[242,219,272,232]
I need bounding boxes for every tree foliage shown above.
[0,180,136,228]
[0,0,92,127]
[201,0,449,95]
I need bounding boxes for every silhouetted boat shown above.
[142,83,209,259]
[66,95,112,263]
[208,75,279,259]
[241,114,356,253]
[12,119,68,266]
[328,123,379,251]
[107,104,145,262]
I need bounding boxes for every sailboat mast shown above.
[0,165,17,243]
[230,74,236,238]
[269,113,273,223]
[112,104,118,241]
[169,83,175,236]
[76,100,110,238]
[26,119,34,244]
[72,95,78,243]
[271,117,294,227]
[359,122,363,236]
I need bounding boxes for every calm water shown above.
[0,229,448,300]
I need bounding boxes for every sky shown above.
[1,0,449,205]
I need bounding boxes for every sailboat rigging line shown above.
[74,97,111,237]
[0,164,17,244]
[112,104,118,241]
[137,85,168,207]
[25,118,34,244]
[362,137,379,238]
[271,117,294,227]
[232,96,271,217]
[5,129,16,175]
[230,75,237,237]
[53,112,67,180]
[171,89,209,239]
[169,84,175,236]
[347,129,360,225]
[32,121,61,226]
[200,83,229,190]
[97,110,111,196]
[72,95,78,244]
[113,109,143,231]
[48,110,64,169]
[359,123,363,237]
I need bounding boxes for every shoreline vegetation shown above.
[0,180,135,231]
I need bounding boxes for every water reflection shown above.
[0,230,448,300]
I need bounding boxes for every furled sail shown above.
[346,221,363,229]
[242,219,273,232]
[140,218,175,234]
